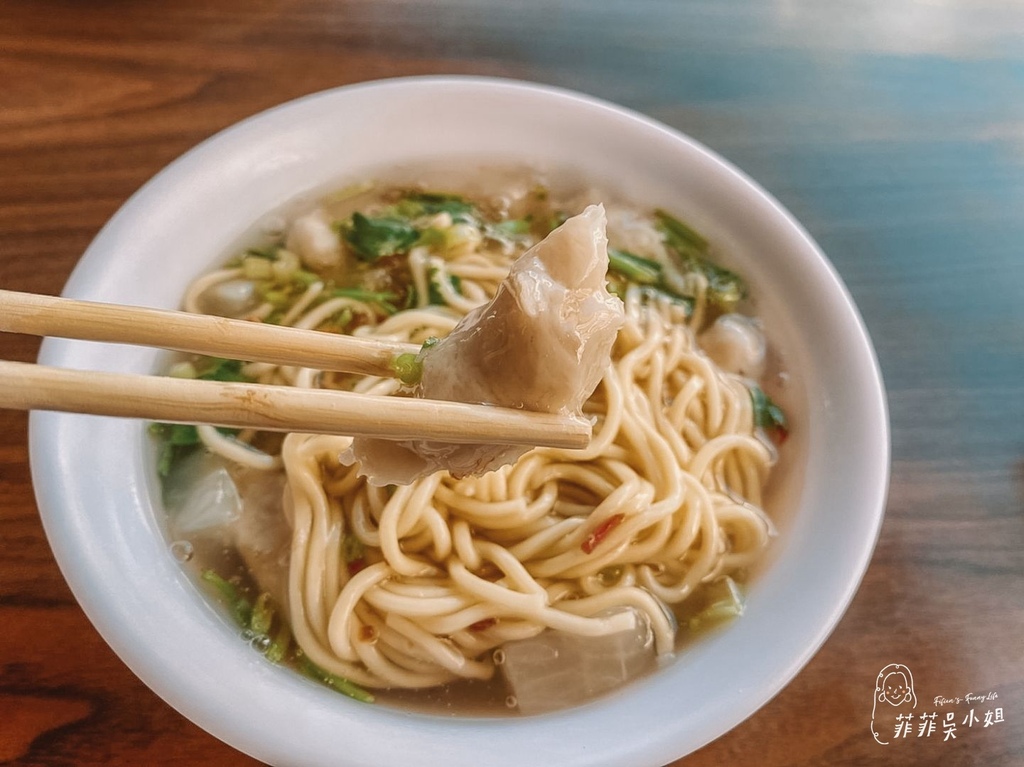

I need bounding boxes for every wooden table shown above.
[2,2,1022,765]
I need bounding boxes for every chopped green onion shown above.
[260,288,292,308]
[265,621,291,664]
[300,656,375,703]
[605,277,627,301]
[702,262,747,311]
[326,307,354,332]
[391,352,423,386]
[271,249,301,282]
[332,288,399,314]
[342,534,365,565]
[655,209,709,253]
[165,362,197,380]
[442,222,482,255]
[245,246,280,260]
[605,252,696,314]
[242,255,274,280]
[250,592,275,636]
[292,269,321,287]
[388,336,439,386]
[655,210,746,311]
[156,446,175,478]
[608,248,662,285]
[687,577,745,632]
[201,570,253,628]
[646,285,696,314]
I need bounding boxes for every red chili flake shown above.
[359,625,377,642]
[581,513,625,554]
[347,558,367,576]
[469,618,498,632]
[772,425,790,445]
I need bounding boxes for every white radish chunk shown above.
[498,608,657,715]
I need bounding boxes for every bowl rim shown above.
[29,75,889,767]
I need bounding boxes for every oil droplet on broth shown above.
[170,540,194,562]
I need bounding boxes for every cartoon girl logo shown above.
[871,663,917,744]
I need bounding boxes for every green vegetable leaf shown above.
[148,422,200,446]
[149,423,201,477]
[486,218,531,240]
[427,269,462,306]
[344,212,419,262]
[750,385,788,437]
[150,358,252,476]
[397,191,476,220]
[195,357,252,383]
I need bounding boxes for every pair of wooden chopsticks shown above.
[0,290,590,449]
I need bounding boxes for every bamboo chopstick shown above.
[0,361,591,449]
[0,290,593,449]
[0,289,418,377]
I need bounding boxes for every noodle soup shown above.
[155,167,790,715]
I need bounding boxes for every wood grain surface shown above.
[2,1,1022,765]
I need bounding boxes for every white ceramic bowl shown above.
[30,77,888,767]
